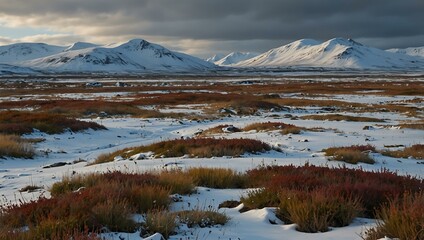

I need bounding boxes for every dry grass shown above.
[243,122,303,135]
[187,168,247,189]
[278,189,361,233]
[91,138,271,164]
[0,111,106,135]
[301,114,384,122]
[324,145,376,164]
[143,210,177,239]
[176,209,229,228]
[382,144,424,160]
[365,191,424,240]
[0,134,35,159]
[245,165,423,218]
[0,171,177,239]
[199,124,241,136]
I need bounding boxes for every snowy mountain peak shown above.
[325,38,362,47]
[21,38,216,73]
[289,39,322,48]
[0,42,65,63]
[65,42,99,52]
[214,52,259,66]
[236,38,424,70]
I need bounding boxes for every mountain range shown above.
[0,38,423,74]
[235,38,424,70]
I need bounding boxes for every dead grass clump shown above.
[228,100,282,115]
[324,145,376,164]
[199,124,241,136]
[242,122,304,135]
[300,114,384,122]
[278,189,361,233]
[143,210,177,239]
[0,134,35,159]
[382,144,424,160]
[158,170,195,195]
[187,168,247,189]
[0,111,106,135]
[365,191,424,240]
[176,209,229,228]
[92,138,271,164]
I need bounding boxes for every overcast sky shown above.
[0,0,423,58]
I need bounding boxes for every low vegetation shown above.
[300,114,384,122]
[365,191,424,240]
[0,170,235,239]
[187,168,247,189]
[241,164,423,233]
[242,122,303,135]
[1,165,422,238]
[92,138,271,164]
[381,144,424,160]
[0,111,106,135]
[0,134,35,159]
[323,145,376,164]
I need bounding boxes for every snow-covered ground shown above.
[0,82,422,240]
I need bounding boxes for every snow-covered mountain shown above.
[0,63,38,75]
[214,52,258,66]
[64,42,99,52]
[0,43,65,63]
[236,38,424,70]
[387,47,424,58]
[22,39,216,73]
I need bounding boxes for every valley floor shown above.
[0,74,422,240]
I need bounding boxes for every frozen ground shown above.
[0,79,422,240]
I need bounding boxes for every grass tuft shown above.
[0,134,35,159]
[365,191,424,240]
[324,145,376,164]
[382,144,424,160]
[187,168,247,189]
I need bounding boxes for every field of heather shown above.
[0,75,423,240]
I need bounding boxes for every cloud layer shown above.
[0,0,423,57]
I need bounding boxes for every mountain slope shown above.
[236,38,424,70]
[215,52,258,66]
[64,42,99,52]
[0,43,65,63]
[0,64,37,75]
[387,47,424,58]
[23,39,216,73]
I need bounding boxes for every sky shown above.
[0,0,423,58]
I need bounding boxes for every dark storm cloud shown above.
[0,0,423,55]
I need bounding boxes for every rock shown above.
[42,162,69,168]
